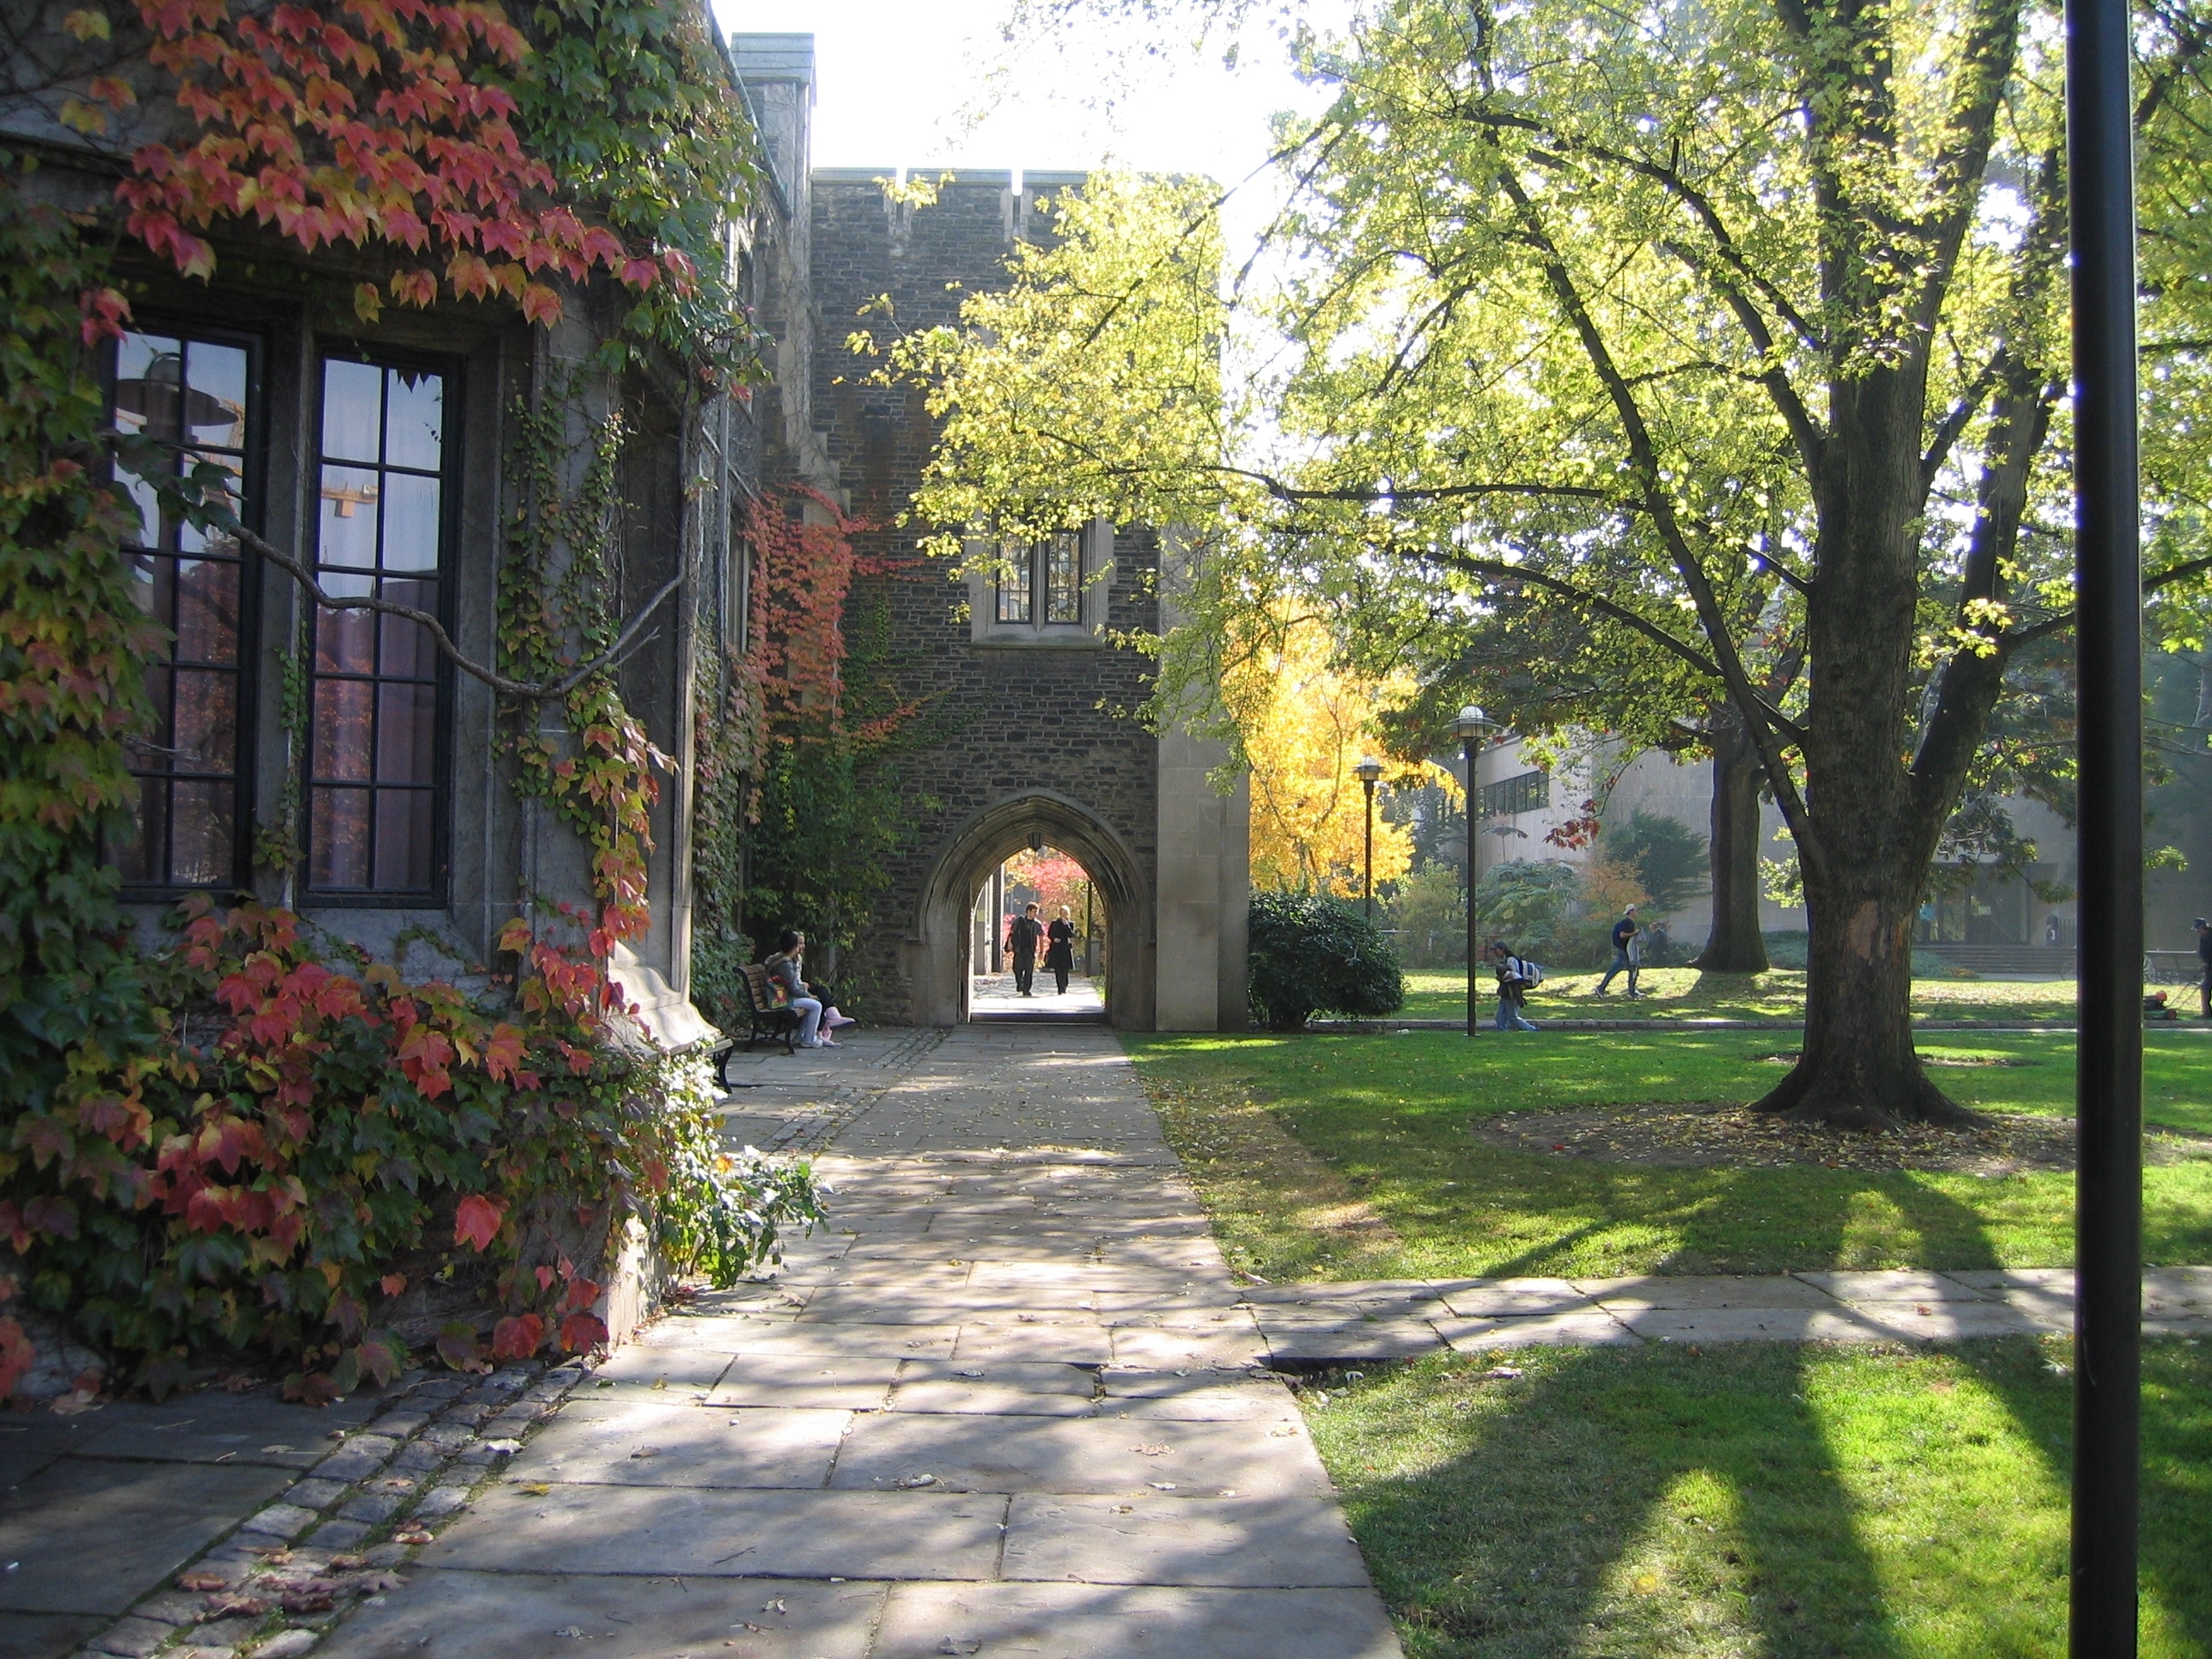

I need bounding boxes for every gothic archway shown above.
[905,790,1155,1029]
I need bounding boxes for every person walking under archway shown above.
[1007,901,1045,997]
[1045,905,1077,995]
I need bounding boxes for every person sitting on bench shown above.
[762,929,853,1048]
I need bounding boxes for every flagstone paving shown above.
[311,1023,1404,1659]
[16,1022,2212,1659]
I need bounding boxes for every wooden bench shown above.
[713,962,802,1084]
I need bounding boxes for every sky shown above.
[708,0,1346,192]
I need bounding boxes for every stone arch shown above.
[905,790,1155,1029]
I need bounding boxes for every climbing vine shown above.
[498,386,664,979]
[0,0,813,1400]
[689,486,929,1021]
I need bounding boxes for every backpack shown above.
[1515,958,1545,988]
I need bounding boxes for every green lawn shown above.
[1395,967,2088,1025]
[1301,1337,2212,1658]
[1124,1029,2212,1278]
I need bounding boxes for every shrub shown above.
[1599,811,1710,917]
[1248,891,1405,1030]
[0,902,822,1401]
[1386,864,1468,966]
[1470,859,1582,962]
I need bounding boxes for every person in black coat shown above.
[1045,905,1077,995]
[1007,901,1045,996]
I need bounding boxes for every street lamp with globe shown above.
[1354,757,1385,923]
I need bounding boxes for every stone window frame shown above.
[964,518,1113,649]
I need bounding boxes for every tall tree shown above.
[895,3,2212,1126]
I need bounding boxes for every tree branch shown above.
[233,521,681,701]
[1921,346,2007,489]
[1493,166,1819,855]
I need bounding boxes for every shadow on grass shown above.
[1958,1336,2212,1653]
[1321,1170,2212,1656]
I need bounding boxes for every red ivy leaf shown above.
[436,1320,487,1374]
[453,1193,504,1252]
[557,1311,608,1354]
[489,1313,543,1360]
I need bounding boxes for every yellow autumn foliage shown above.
[1225,618,1425,897]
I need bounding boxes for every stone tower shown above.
[732,38,1249,1031]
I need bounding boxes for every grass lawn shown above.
[1395,968,2088,1025]
[1301,1336,2211,1657]
[1124,1030,2212,1278]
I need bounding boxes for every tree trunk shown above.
[1755,860,1976,1128]
[1751,370,1981,1129]
[1693,711,1769,974]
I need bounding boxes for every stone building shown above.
[15,18,1247,1040]
[4,3,781,1046]
[736,36,1250,1032]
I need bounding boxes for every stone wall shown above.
[798,171,1182,1025]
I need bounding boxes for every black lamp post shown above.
[2066,0,2144,1644]
[1354,757,1384,923]
[1452,707,1499,1035]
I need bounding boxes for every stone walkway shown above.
[11,1023,2209,1659]
[1240,1265,2212,1357]
[316,1023,1405,1658]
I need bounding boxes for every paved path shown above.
[16,1024,2209,1659]
[318,1023,1405,1659]
[1240,1266,2212,1357]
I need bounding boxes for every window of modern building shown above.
[306,352,452,897]
[1477,769,1551,818]
[108,327,257,891]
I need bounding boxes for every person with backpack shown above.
[1487,940,1541,1032]
[1006,901,1045,996]
[1593,905,1643,997]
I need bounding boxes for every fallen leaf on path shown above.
[939,1641,981,1656]
[1130,1445,1169,1456]
[519,1482,552,1495]
[761,1598,787,1614]
[205,1593,271,1617]
[178,1573,229,1592]
[893,1472,938,1488]
[393,1527,433,1545]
